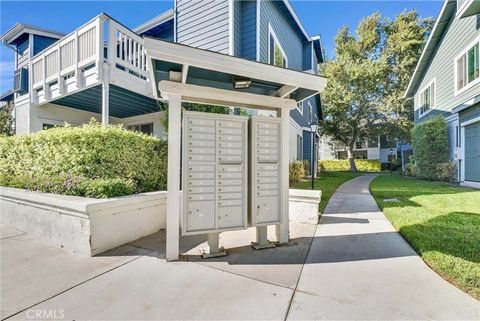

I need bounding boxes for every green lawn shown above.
[291,171,363,213]
[370,174,480,300]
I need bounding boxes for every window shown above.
[456,125,460,148]
[419,80,435,116]
[296,134,303,160]
[296,101,303,115]
[42,123,55,130]
[268,26,287,68]
[127,123,154,136]
[455,39,480,93]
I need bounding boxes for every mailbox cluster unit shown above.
[182,111,283,236]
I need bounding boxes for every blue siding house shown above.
[1,0,324,169]
[405,0,480,187]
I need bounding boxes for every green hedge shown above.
[0,121,167,198]
[318,159,381,172]
[411,116,449,180]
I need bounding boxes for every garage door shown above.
[465,122,480,182]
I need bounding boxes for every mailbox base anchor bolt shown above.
[251,241,276,250]
[201,246,228,259]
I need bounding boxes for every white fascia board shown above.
[144,37,327,93]
[404,0,451,98]
[282,0,310,41]
[158,80,297,110]
[1,23,64,46]
[133,9,174,34]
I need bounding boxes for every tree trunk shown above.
[347,144,357,172]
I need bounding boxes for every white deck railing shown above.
[29,14,150,103]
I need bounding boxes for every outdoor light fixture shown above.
[233,76,252,89]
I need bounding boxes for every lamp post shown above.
[310,123,318,190]
[389,148,394,173]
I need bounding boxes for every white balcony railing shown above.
[29,14,151,104]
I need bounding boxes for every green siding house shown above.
[405,0,480,188]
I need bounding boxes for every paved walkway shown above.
[2,175,479,320]
[288,174,479,320]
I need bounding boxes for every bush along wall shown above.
[0,120,167,198]
[318,159,381,172]
[411,116,450,180]
[289,161,306,184]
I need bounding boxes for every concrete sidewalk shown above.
[287,174,479,320]
[1,175,479,320]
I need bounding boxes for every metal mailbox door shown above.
[249,116,283,226]
[182,111,248,235]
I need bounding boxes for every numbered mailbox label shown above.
[182,111,248,235]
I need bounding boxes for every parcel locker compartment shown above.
[218,135,243,142]
[219,155,243,163]
[219,148,243,156]
[218,185,242,193]
[218,127,243,136]
[188,147,215,155]
[187,193,215,201]
[218,121,243,128]
[189,125,215,134]
[218,172,242,179]
[186,200,215,232]
[188,165,215,172]
[218,199,242,207]
[188,186,215,194]
[189,118,215,127]
[188,154,215,162]
[188,179,215,187]
[187,133,215,141]
[188,172,215,179]
[218,178,242,186]
[255,196,279,224]
[218,141,243,149]
[217,206,243,229]
[189,140,215,148]
[256,176,279,184]
[218,192,242,200]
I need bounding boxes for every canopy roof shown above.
[144,38,327,110]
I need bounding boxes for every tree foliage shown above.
[319,11,433,171]
[0,102,14,136]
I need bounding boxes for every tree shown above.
[319,11,433,171]
[0,102,14,136]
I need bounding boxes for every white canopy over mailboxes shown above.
[144,38,327,261]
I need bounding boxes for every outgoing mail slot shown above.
[217,206,243,229]
[187,201,215,232]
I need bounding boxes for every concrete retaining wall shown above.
[289,189,322,225]
[0,187,167,256]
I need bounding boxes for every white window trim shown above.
[296,100,303,115]
[267,24,288,68]
[454,35,480,97]
[417,78,436,118]
[308,101,313,122]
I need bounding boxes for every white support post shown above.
[96,16,104,82]
[101,82,109,126]
[166,93,182,261]
[276,108,290,243]
[207,233,220,253]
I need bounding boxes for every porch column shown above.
[101,82,109,126]
[276,107,290,243]
[165,93,182,261]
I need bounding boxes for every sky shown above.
[0,0,443,93]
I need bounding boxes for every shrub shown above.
[404,163,416,177]
[0,120,167,198]
[436,162,457,183]
[411,117,449,180]
[289,161,305,184]
[302,160,310,175]
[318,159,381,172]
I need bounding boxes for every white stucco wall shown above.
[367,148,380,160]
